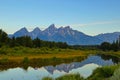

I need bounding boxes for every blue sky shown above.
[0,0,120,35]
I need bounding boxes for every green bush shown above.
[0,46,8,55]
[0,57,9,64]
[56,74,84,80]
[0,49,6,55]
[22,57,29,64]
[109,67,120,80]
[42,77,53,80]
[88,65,119,80]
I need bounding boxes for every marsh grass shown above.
[109,66,120,80]
[0,57,8,64]
[0,46,90,62]
[56,74,84,80]
[0,56,87,70]
[42,77,53,80]
[88,64,120,80]
[22,57,29,64]
[42,74,84,80]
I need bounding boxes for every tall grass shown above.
[109,67,120,80]
[88,64,120,80]
[42,77,53,80]
[56,74,84,80]
[22,57,29,64]
[42,74,84,80]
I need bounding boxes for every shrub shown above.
[42,77,53,80]
[109,67,120,80]
[0,46,7,55]
[0,57,9,64]
[88,65,118,80]
[22,57,29,64]
[56,74,84,80]
[0,49,6,55]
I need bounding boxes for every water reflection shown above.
[44,55,114,74]
[0,55,118,80]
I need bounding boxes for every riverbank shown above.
[0,47,93,69]
[0,46,119,69]
[0,47,120,61]
[0,46,98,62]
[42,64,120,80]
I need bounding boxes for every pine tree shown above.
[33,38,41,48]
[100,42,111,51]
[0,29,8,47]
[9,37,16,47]
[119,35,120,49]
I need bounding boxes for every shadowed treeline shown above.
[0,29,68,49]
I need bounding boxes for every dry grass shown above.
[0,47,94,62]
[0,46,119,63]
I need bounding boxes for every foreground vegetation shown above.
[42,64,120,80]
[42,74,84,80]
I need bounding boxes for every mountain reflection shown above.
[44,55,115,74]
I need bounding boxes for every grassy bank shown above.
[88,64,120,80]
[0,46,120,69]
[98,50,120,59]
[0,46,92,69]
[0,46,98,62]
[0,55,88,70]
[0,46,120,60]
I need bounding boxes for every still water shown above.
[0,55,118,80]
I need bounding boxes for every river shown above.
[0,54,119,80]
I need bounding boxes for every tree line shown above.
[1,29,120,51]
[100,36,120,51]
[0,29,68,48]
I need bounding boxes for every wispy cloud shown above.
[68,20,120,27]
[25,20,120,31]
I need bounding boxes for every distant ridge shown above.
[9,24,120,45]
[94,32,120,43]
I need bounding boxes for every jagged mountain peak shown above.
[48,24,56,29]
[20,27,28,32]
[13,27,29,37]
[44,24,57,34]
[58,26,77,36]
[28,27,41,39]
[15,27,28,33]
[59,26,63,29]
[58,26,72,31]
[32,27,41,32]
[9,24,110,45]
[64,26,71,29]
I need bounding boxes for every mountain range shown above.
[9,24,120,45]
